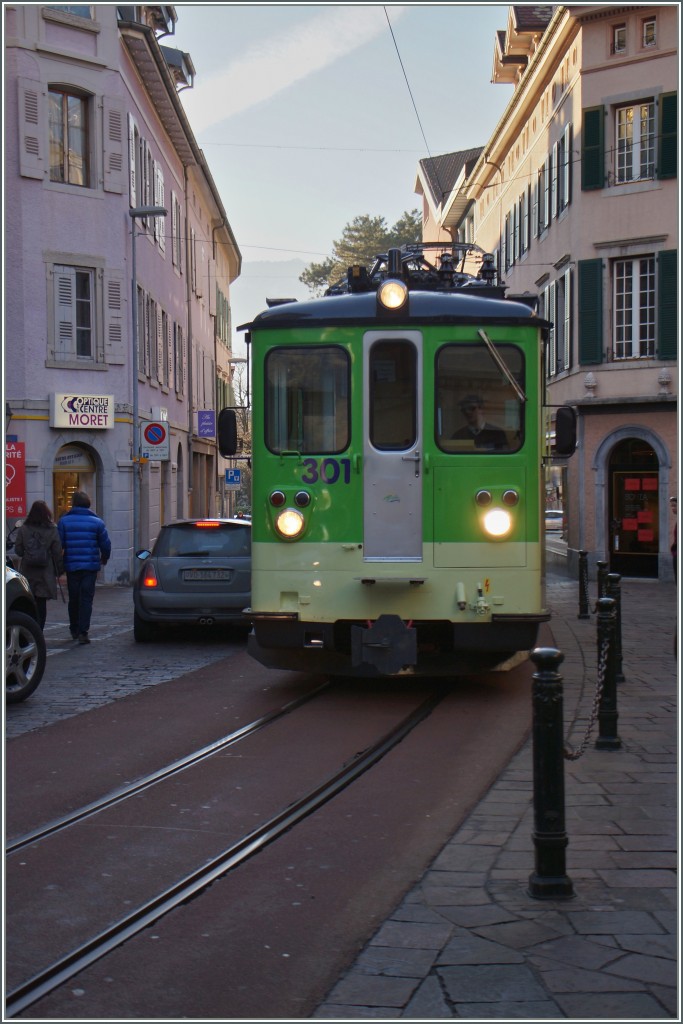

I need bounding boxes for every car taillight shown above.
[142,563,159,588]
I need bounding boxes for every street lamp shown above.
[129,205,167,558]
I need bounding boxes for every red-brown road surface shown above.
[6,647,535,1019]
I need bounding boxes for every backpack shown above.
[23,530,49,569]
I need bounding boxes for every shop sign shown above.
[50,393,115,429]
[5,441,27,517]
[197,410,216,438]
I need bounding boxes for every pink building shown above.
[4,5,241,582]
[417,4,678,580]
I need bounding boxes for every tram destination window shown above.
[265,346,350,454]
[436,343,525,453]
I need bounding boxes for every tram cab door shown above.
[363,333,423,561]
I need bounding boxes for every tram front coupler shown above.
[351,614,418,675]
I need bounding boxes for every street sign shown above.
[140,421,170,461]
[225,468,242,489]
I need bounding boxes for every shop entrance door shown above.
[53,445,95,521]
[609,439,659,578]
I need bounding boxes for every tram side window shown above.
[436,343,525,453]
[265,347,350,454]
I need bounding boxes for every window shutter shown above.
[551,142,558,219]
[157,169,165,252]
[166,313,173,390]
[542,156,550,228]
[657,92,677,180]
[578,258,603,364]
[582,106,605,190]
[208,258,217,315]
[548,280,557,376]
[18,78,45,179]
[532,174,539,237]
[54,267,76,359]
[564,123,573,206]
[128,113,137,206]
[563,267,572,369]
[157,302,164,383]
[171,191,178,267]
[104,272,125,363]
[102,97,124,194]
[657,249,677,359]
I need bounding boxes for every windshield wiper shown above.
[477,329,527,404]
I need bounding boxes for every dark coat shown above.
[15,523,64,600]
[58,507,111,572]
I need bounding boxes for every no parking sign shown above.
[140,421,170,461]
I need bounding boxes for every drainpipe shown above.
[184,167,193,509]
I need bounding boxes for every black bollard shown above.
[577,550,590,619]
[606,573,625,682]
[528,648,575,900]
[596,560,609,602]
[595,597,622,750]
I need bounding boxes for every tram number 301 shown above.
[301,458,352,485]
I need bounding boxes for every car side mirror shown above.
[217,408,238,457]
[555,406,576,457]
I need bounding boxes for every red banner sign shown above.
[5,441,27,517]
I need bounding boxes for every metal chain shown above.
[563,637,608,761]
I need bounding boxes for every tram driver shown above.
[451,394,508,450]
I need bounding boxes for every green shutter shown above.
[581,106,604,190]
[578,259,603,365]
[658,92,677,180]
[657,249,677,359]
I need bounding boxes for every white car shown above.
[545,510,564,532]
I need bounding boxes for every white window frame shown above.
[642,17,656,47]
[615,102,655,183]
[612,24,626,54]
[613,256,656,359]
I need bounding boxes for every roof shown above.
[511,5,555,32]
[418,147,485,208]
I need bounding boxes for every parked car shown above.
[5,565,47,702]
[133,518,251,642]
[545,509,564,532]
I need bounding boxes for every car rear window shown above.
[154,524,251,558]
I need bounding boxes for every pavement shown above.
[313,572,679,1020]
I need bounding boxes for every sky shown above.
[172,3,514,345]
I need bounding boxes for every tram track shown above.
[6,681,331,855]
[5,687,444,1018]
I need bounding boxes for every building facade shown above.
[4,4,241,583]
[418,4,678,580]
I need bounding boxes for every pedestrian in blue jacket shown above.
[58,491,111,644]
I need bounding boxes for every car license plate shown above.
[183,569,231,581]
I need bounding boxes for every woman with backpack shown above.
[14,500,64,629]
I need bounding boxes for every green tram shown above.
[222,243,576,677]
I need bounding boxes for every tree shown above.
[300,209,422,295]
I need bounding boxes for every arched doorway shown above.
[53,444,96,521]
[609,438,659,578]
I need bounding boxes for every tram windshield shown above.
[436,343,525,454]
[265,346,350,454]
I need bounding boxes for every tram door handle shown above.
[402,450,421,477]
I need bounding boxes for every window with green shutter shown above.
[657,92,677,179]
[581,106,605,190]
[657,249,677,359]
[578,259,603,364]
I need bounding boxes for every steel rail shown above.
[5,690,443,1019]
[6,682,330,855]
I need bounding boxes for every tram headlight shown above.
[377,279,408,310]
[483,508,512,538]
[275,507,305,539]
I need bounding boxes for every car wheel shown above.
[6,610,47,703]
[133,611,157,643]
